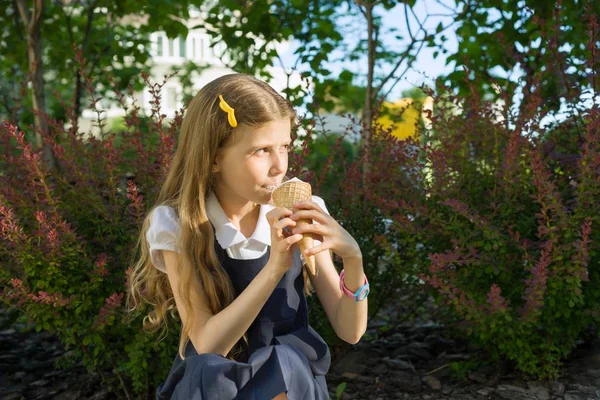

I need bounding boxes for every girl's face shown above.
[213,118,291,207]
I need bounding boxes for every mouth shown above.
[263,185,277,192]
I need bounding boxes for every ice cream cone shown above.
[271,179,317,276]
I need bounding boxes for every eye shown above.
[255,148,268,154]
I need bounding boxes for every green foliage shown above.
[448,360,481,381]
[336,381,347,399]
[394,80,600,378]
[0,75,181,398]
[0,0,207,126]
[440,1,600,115]
[289,118,430,347]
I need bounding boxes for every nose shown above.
[270,151,287,175]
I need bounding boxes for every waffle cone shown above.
[271,180,317,276]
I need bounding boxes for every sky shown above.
[276,0,460,102]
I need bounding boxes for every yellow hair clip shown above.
[218,95,238,128]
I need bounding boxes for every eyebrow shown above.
[249,140,292,149]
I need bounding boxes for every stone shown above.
[333,350,370,375]
[408,347,434,360]
[25,386,52,399]
[565,383,599,396]
[424,334,455,355]
[477,387,494,396]
[441,353,471,361]
[550,381,565,396]
[581,354,600,368]
[13,371,26,381]
[526,383,550,400]
[585,368,600,377]
[468,371,487,383]
[495,384,537,400]
[30,379,50,387]
[422,375,441,390]
[371,363,389,376]
[382,357,413,371]
[42,370,62,379]
[0,354,19,362]
[341,372,372,384]
[563,395,585,400]
[0,385,26,396]
[2,393,24,400]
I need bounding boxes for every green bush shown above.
[0,72,180,398]
[381,80,600,378]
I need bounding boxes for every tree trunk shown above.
[362,2,376,188]
[16,0,55,170]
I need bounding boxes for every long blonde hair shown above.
[126,74,313,360]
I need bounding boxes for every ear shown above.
[212,148,223,172]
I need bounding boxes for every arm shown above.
[309,250,367,344]
[291,200,368,344]
[162,206,303,357]
[334,254,368,343]
[164,250,285,356]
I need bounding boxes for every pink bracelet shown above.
[339,270,370,302]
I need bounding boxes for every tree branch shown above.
[15,0,31,28]
[372,41,417,98]
[404,2,414,40]
[32,0,43,30]
[435,0,457,13]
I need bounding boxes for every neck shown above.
[213,186,259,227]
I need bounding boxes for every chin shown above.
[256,194,273,206]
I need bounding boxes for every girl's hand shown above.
[290,200,362,261]
[265,207,304,275]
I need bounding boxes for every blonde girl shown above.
[127,74,369,400]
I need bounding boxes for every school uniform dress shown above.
[147,192,332,400]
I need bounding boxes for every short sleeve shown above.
[147,205,182,273]
[311,195,329,247]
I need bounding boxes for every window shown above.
[199,38,205,59]
[168,39,175,58]
[156,35,164,57]
[191,37,197,59]
[179,36,186,58]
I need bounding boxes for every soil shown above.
[1,304,599,400]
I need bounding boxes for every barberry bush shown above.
[0,53,181,398]
[363,20,600,378]
[290,11,600,378]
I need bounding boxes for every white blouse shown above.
[147,192,330,273]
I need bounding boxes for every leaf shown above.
[336,382,347,400]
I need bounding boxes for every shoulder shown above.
[147,205,182,272]
[149,205,180,230]
[147,205,181,247]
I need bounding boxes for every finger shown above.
[290,209,329,224]
[293,200,326,214]
[292,222,327,236]
[303,242,330,256]
[284,234,304,248]
[266,207,293,226]
[273,217,296,230]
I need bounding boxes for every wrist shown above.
[264,260,288,280]
[339,269,369,302]
[342,251,363,264]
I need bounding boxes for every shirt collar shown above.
[206,192,273,249]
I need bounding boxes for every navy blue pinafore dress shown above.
[156,237,331,400]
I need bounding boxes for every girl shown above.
[127,74,369,400]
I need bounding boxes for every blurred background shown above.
[1,1,600,399]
